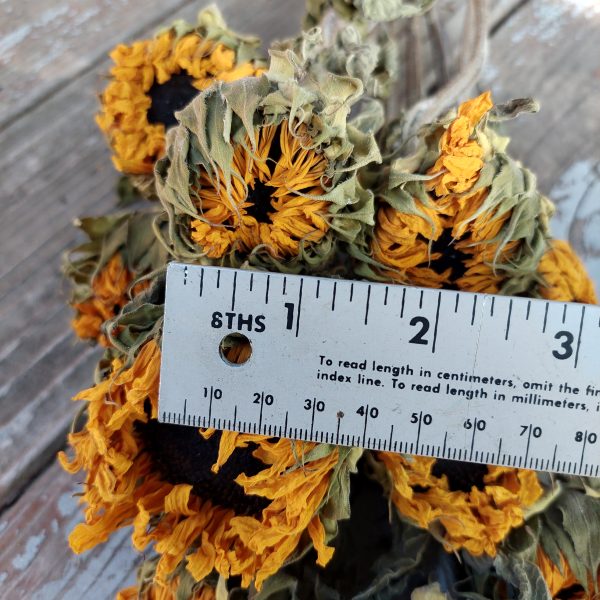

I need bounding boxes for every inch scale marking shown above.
[159,263,600,476]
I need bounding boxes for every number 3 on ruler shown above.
[553,330,574,360]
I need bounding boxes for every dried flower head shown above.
[64,211,167,345]
[376,454,543,556]
[155,48,380,272]
[71,253,149,346]
[96,7,263,196]
[355,92,553,296]
[187,121,331,259]
[59,340,360,592]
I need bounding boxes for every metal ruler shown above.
[158,263,600,476]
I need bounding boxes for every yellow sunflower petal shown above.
[538,240,598,304]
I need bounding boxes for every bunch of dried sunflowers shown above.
[60,3,600,599]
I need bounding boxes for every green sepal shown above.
[107,274,166,363]
[304,0,437,28]
[64,209,168,305]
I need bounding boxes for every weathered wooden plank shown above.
[482,0,600,284]
[0,0,307,510]
[0,461,139,599]
[550,162,600,285]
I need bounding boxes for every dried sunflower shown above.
[155,48,380,273]
[187,121,332,259]
[59,335,360,593]
[70,253,148,346]
[355,91,552,296]
[65,211,167,346]
[375,454,543,557]
[96,7,263,196]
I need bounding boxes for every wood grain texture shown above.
[0,461,139,599]
[391,0,524,109]
[0,0,306,510]
[482,0,600,285]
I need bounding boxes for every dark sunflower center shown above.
[430,228,470,282]
[245,180,274,223]
[431,458,488,492]
[556,585,585,599]
[286,460,397,598]
[136,419,269,516]
[147,73,199,129]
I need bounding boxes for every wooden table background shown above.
[0,0,599,597]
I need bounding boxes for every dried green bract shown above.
[276,25,397,104]
[304,0,437,28]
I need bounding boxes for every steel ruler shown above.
[158,263,600,476]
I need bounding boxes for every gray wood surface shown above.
[0,0,599,596]
[0,462,139,599]
[0,0,195,128]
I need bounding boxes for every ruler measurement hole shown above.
[219,333,252,366]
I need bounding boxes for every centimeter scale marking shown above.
[159,263,600,476]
